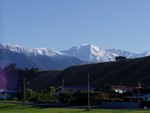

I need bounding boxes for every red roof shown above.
[113,85,135,90]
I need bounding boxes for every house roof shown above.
[113,85,135,90]
[0,89,5,93]
[57,86,95,90]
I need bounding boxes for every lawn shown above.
[0,103,150,113]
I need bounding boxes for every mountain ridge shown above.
[0,43,149,70]
[61,44,118,62]
[26,56,150,90]
[0,44,65,57]
[62,44,150,62]
[0,44,86,70]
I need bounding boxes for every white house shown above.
[113,85,135,94]
[0,89,18,100]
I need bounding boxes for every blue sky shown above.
[1,0,150,53]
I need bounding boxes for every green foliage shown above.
[71,91,107,105]
[26,89,55,102]
[58,92,71,103]
[71,91,88,105]
[9,91,23,101]
[49,86,56,93]
[11,88,122,104]
[10,87,56,102]
[104,85,115,93]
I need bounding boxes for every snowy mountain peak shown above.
[140,50,150,57]
[106,48,138,58]
[1,43,150,65]
[62,44,118,62]
[145,50,150,56]
[76,44,103,53]
[0,44,64,57]
[0,44,86,70]
[34,48,64,57]
[80,43,100,49]
[81,43,89,46]
[0,43,32,55]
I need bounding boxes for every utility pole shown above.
[87,73,90,111]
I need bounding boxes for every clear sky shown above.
[1,0,150,53]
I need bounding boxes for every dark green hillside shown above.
[56,56,150,88]
[26,56,150,90]
[20,70,62,91]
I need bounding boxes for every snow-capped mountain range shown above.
[0,44,86,70]
[0,44,64,57]
[0,43,149,70]
[61,44,118,62]
[62,44,150,62]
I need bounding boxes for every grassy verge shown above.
[0,103,150,113]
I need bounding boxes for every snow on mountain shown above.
[33,48,65,57]
[0,44,64,57]
[106,48,138,58]
[0,43,32,55]
[138,50,150,57]
[1,43,150,70]
[0,44,86,70]
[61,44,118,62]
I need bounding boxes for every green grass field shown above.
[0,103,150,113]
